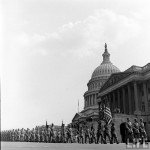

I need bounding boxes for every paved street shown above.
[1,142,126,150]
[2,142,150,150]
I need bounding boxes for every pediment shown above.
[72,112,86,122]
[100,72,132,92]
[83,108,98,116]
[125,65,142,72]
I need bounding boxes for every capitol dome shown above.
[91,43,120,79]
[83,43,120,110]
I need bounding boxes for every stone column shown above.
[85,98,86,108]
[107,94,109,107]
[90,95,93,106]
[87,96,89,107]
[90,95,92,106]
[108,93,111,111]
[143,82,148,113]
[98,101,100,118]
[122,87,126,114]
[93,94,94,105]
[127,84,132,114]
[134,82,141,115]
[92,94,94,105]
[92,95,94,105]
[86,97,87,107]
[113,91,115,112]
[96,94,98,105]
[117,89,120,110]
[117,89,120,108]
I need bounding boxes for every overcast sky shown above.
[1,0,150,130]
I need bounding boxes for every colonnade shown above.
[84,93,98,108]
[100,81,149,115]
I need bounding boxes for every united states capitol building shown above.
[72,44,150,141]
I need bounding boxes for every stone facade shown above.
[72,43,120,129]
[97,63,150,141]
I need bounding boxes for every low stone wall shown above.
[112,113,150,142]
[112,114,135,142]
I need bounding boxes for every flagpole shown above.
[78,100,79,113]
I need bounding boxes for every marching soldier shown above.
[96,121,105,144]
[44,128,48,143]
[47,127,51,143]
[24,129,28,142]
[110,122,119,144]
[84,126,90,144]
[41,129,45,142]
[17,129,21,141]
[90,126,96,144]
[125,118,134,144]
[34,127,39,142]
[75,129,80,143]
[132,118,140,144]
[50,123,54,143]
[103,122,111,144]
[14,129,18,141]
[58,131,62,143]
[139,118,147,144]
[37,129,41,142]
[66,127,72,143]
[12,129,15,141]
[80,127,84,144]
[70,127,73,143]
[55,130,59,143]
[20,128,25,142]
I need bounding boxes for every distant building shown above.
[72,44,120,129]
[97,63,150,141]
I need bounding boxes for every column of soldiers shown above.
[1,118,147,144]
[126,118,147,144]
[1,124,56,143]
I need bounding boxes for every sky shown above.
[1,0,150,130]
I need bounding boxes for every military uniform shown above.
[79,128,84,144]
[90,128,96,144]
[12,130,15,141]
[50,124,54,143]
[139,118,147,143]
[132,119,140,143]
[84,128,90,144]
[126,118,134,144]
[66,128,71,143]
[111,123,119,144]
[96,122,105,144]
[103,123,111,144]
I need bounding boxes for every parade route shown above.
[2,1,150,149]
[2,142,150,150]
[1,142,126,150]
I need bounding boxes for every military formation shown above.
[1,118,148,144]
[125,118,147,144]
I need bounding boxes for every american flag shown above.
[103,106,112,124]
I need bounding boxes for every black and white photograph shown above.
[1,0,150,149]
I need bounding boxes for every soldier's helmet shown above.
[111,122,114,126]
[140,118,143,122]
[98,121,101,125]
[134,118,137,122]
